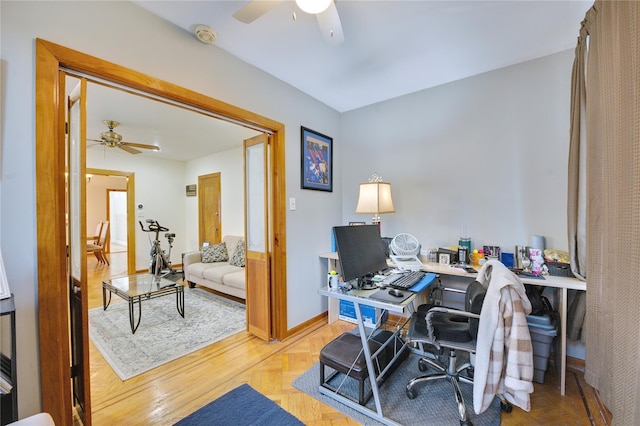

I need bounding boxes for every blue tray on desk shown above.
[407,272,437,292]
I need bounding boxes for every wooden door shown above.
[244,134,271,340]
[67,77,92,425]
[198,172,221,246]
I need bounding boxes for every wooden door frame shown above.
[35,39,287,426]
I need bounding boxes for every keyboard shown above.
[383,270,426,290]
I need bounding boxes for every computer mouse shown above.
[388,289,404,297]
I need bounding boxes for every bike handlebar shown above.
[139,219,169,233]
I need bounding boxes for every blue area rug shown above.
[174,384,304,426]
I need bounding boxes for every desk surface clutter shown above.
[319,251,585,412]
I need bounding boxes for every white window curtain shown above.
[570,2,640,424]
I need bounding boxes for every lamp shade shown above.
[355,182,395,215]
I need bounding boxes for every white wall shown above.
[341,50,573,253]
[87,150,187,269]
[341,50,583,358]
[1,0,582,418]
[184,146,246,252]
[86,175,127,236]
[1,2,340,416]
[86,175,128,249]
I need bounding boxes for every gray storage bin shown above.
[527,314,558,384]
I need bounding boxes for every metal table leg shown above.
[176,286,185,317]
[129,297,142,334]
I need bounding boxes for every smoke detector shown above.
[194,25,217,44]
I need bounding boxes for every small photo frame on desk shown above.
[301,126,333,192]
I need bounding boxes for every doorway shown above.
[198,172,221,247]
[108,189,127,253]
[86,168,136,274]
[35,38,288,426]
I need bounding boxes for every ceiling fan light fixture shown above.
[194,25,217,44]
[295,0,331,15]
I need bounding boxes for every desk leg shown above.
[328,298,339,323]
[353,300,385,418]
[557,287,568,396]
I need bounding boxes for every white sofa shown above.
[182,235,246,300]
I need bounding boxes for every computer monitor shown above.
[333,225,389,289]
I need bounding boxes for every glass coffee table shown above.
[102,274,184,334]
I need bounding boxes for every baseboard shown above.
[284,312,328,341]
[567,355,585,372]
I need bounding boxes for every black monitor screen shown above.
[333,225,389,288]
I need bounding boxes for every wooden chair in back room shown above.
[87,220,110,265]
[88,221,103,245]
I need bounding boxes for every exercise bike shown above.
[139,218,182,281]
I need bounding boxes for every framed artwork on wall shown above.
[301,126,333,192]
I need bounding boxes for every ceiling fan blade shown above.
[233,0,284,23]
[118,144,142,155]
[122,142,160,151]
[316,1,343,44]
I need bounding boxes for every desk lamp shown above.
[355,173,396,226]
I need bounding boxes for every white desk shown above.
[318,285,425,426]
[320,252,586,396]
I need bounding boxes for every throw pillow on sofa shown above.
[229,240,245,267]
[202,242,228,263]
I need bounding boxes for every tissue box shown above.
[339,300,387,328]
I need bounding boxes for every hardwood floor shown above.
[86,251,608,425]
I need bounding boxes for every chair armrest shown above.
[422,307,480,342]
[425,307,480,320]
[182,251,202,268]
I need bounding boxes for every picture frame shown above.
[301,126,333,192]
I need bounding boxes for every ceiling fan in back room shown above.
[88,120,160,155]
[233,0,344,44]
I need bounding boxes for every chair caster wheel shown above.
[418,358,429,372]
[406,387,417,399]
[501,401,513,413]
[460,420,473,426]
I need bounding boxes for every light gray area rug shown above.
[89,287,246,381]
[292,352,501,426]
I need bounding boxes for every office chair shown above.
[404,278,512,426]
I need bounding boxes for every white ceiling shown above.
[83,1,592,162]
[83,81,261,161]
[135,0,592,113]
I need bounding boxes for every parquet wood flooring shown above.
[83,251,608,425]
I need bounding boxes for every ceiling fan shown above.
[233,0,344,44]
[88,120,160,155]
